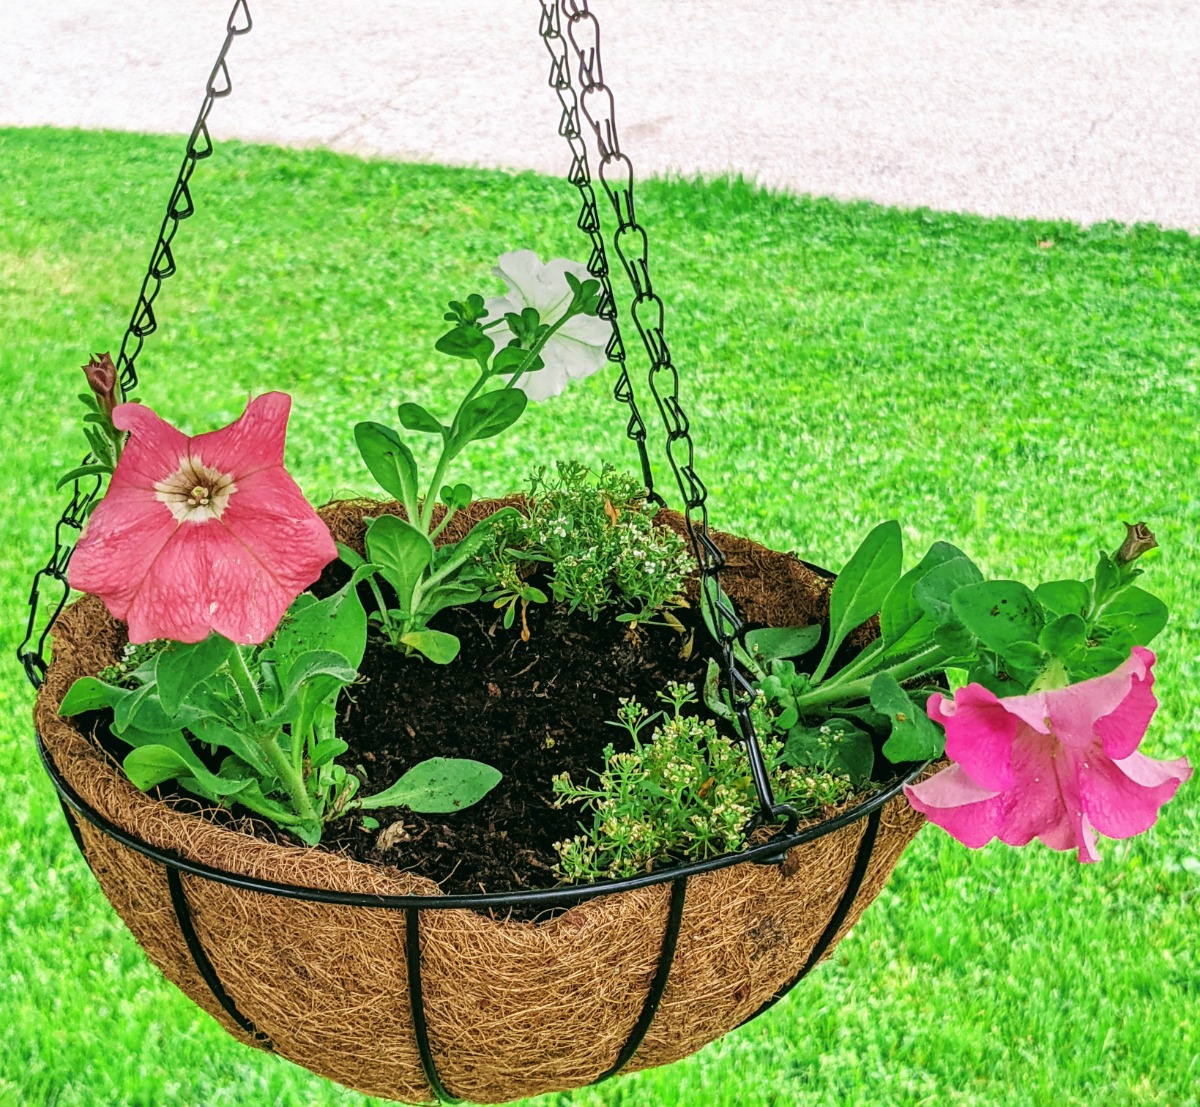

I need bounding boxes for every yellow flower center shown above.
[155,457,237,523]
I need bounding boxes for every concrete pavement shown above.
[2,1,1198,230]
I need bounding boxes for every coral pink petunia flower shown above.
[69,393,336,645]
[905,647,1191,862]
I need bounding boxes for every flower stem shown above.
[505,307,578,389]
[259,727,320,826]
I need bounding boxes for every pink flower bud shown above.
[83,353,118,415]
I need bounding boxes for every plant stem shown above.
[259,727,320,826]
[794,645,949,712]
[505,307,577,389]
[819,637,885,689]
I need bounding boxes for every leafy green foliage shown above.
[480,460,696,626]
[553,686,854,882]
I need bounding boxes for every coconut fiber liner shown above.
[35,499,927,1105]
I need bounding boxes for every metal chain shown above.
[537,1,659,504]
[548,0,796,832]
[17,0,253,688]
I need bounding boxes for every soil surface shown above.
[322,586,706,895]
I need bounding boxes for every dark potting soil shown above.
[320,591,707,897]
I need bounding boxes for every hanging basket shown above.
[35,499,928,1105]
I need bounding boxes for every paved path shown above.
[2,1,1198,230]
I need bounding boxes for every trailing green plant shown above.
[703,521,1171,786]
[552,682,854,882]
[480,460,695,633]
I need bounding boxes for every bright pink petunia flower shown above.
[905,647,1191,862]
[69,393,336,645]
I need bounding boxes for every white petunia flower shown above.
[485,250,611,401]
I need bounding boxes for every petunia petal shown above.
[190,392,290,478]
[111,402,191,490]
[219,468,337,594]
[68,496,180,632]
[1094,647,1157,760]
[1039,648,1152,749]
[905,766,1007,848]
[1079,748,1191,840]
[929,684,1020,792]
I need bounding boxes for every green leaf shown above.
[871,672,945,762]
[951,581,1046,674]
[1096,585,1168,651]
[493,346,542,376]
[817,521,903,679]
[399,630,460,664]
[354,422,419,507]
[155,634,235,717]
[281,650,358,708]
[744,625,821,662]
[357,756,502,813]
[913,556,985,625]
[311,738,349,769]
[55,463,111,489]
[419,584,482,621]
[880,541,970,655]
[1034,579,1090,620]
[439,482,473,511]
[784,720,874,787]
[448,388,527,456]
[945,666,970,693]
[366,514,435,613]
[397,402,446,436]
[435,324,494,366]
[123,742,252,796]
[1038,613,1089,668]
[191,717,275,778]
[272,579,368,672]
[60,676,126,716]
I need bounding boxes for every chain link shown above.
[17,0,253,688]
[545,0,796,832]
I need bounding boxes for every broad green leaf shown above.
[399,629,461,665]
[871,672,946,762]
[1096,585,1168,651]
[817,521,903,678]
[366,514,435,612]
[493,346,542,376]
[59,676,126,716]
[435,324,495,366]
[354,421,419,507]
[784,720,874,787]
[951,581,1045,672]
[1034,579,1090,621]
[1038,613,1089,668]
[419,584,483,621]
[880,541,970,655]
[397,402,446,436]
[155,634,235,717]
[272,579,368,673]
[191,717,275,779]
[945,666,970,693]
[357,756,502,813]
[448,388,527,455]
[744,625,822,662]
[281,650,358,707]
[337,542,367,569]
[124,743,252,796]
[311,738,349,770]
[55,463,110,489]
[913,556,985,625]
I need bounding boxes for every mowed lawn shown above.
[0,127,1197,1107]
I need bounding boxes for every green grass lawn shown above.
[1,126,1197,1107]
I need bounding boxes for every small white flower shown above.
[485,250,610,401]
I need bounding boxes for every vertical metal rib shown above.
[594,875,688,1084]
[59,800,87,856]
[737,808,883,1028]
[405,907,460,1104]
[166,866,272,1048]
